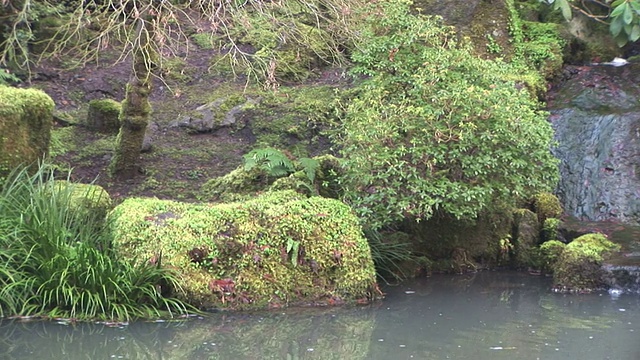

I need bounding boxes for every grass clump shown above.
[0,163,191,320]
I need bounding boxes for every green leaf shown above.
[556,0,572,20]
[612,0,627,7]
[630,24,640,41]
[299,158,319,183]
[623,3,634,24]
[611,16,625,37]
[611,2,627,18]
[631,0,640,13]
[615,32,630,47]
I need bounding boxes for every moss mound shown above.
[108,191,378,310]
[551,233,621,291]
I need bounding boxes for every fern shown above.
[243,147,294,176]
[0,69,21,86]
[243,148,320,184]
[298,157,319,183]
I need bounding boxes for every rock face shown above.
[549,63,640,224]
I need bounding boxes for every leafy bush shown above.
[0,163,190,320]
[540,0,640,47]
[337,0,559,229]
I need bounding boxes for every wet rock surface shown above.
[549,63,640,224]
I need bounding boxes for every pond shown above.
[1,271,638,359]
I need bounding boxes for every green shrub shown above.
[337,0,559,229]
[541,217,561,242]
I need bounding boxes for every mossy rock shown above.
[532,192,563,224]
[0,86,54,180]
[552,233,621,291]
[86,99,121,134]
[512,208,540,268]
[108,190,378,310]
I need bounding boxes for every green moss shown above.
[160,58,196,83]
[532,192,563,224]
[0,86,54,179]
[250,85,340,151]
[49,126,77,157]
[552,233,621,290]
[88,99,121,114]
[190,33,216,50]
[200,166,272,202]
[227,8,344,83]
[108,190,378,309]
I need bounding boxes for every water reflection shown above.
[1,272,638,359]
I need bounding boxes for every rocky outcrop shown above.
[549,63,640,224]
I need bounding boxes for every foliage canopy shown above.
[337,0,559,229]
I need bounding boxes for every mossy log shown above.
[108,190,378,310]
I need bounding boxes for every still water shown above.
[1,272,638,359]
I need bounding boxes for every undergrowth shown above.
[0,163,192,320]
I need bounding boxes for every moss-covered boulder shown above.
[108,191,378,310]
[86,99,121,134]
[0,86,54,179]
[551,233,621,291]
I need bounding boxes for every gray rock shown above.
[141,122,160,153]
[168,96,259,133]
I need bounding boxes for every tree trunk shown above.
[109,15,155,179]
